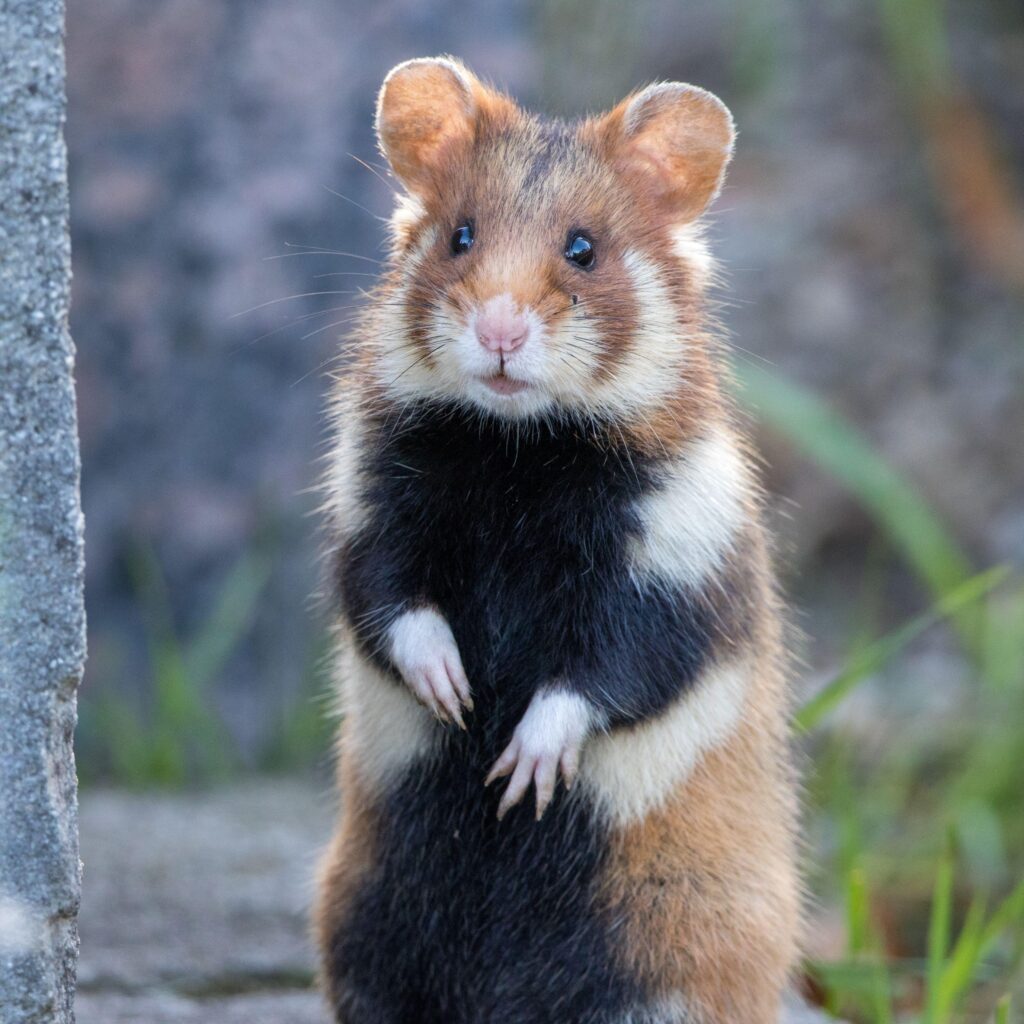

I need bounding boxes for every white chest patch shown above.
[580,659,750,827]
[629,428,748,592]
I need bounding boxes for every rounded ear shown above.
[595,83,735,221]
[376,57,479,196]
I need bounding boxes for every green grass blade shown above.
[126,542,273,783]
[184,548,274,689]
[936,897,987,1019]
[846,866,871,955]
[736,364,974,616]
[977,877,1024,960]
[796,566,1008,732]
[995,993,1011,1024]
[924,839,955,1024]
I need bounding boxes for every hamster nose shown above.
[475,295,529,353]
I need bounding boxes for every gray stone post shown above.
[0,1,85,1022]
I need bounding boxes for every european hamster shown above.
[315,56,800,1024]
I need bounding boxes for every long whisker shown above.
[347,152,400,196]
[230,290,359,318]
[264,244,383,264]
[323,184,388,222]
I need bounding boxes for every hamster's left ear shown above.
[592,83,735,221]
[376,56,512,197]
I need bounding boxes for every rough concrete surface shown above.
[0,1,85,1022]
[75,782,834,1024]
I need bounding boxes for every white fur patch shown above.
[580,660,749,826]
[587,250,686,417]
[389,607,456,678]
[371,227,446,404]
[629,427,748,591]
[338,643,437,791]
[512,688,596,756]
[671,223,716,293]
[388,193,427,248]
[324,406,369,539]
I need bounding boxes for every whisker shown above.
[323,184,388,222]
[312,271,382,280]
[265,244,383,264]
[300,316,365,341]
[230,290,359,318]
[347,152,400,196]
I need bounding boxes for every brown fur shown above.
[599,548,800,1024]
[314,727,380,995]
[318,57,800,1023]
[588,83,735,222]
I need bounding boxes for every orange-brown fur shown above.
[314,730,380,970]
[599,544,800,1024]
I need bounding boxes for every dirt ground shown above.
[75,780,834,1023]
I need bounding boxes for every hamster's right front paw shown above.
[388,607,472,728]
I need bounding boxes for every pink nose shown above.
[475,295,529,354]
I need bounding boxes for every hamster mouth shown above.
[479,373,531,396]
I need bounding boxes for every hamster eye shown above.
[450,223,474,256]
[565,232,595,270]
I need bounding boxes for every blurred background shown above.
[67,1,1024,1020]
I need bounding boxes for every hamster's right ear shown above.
[591,83,736,222]
[376,57,484,196]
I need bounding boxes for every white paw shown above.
[486,690,594,820]
[389,607,472,728]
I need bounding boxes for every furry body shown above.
[316,58,799,1024]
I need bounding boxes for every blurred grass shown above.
[737,364,978,638]
[80,543,273,785]
[79,538,334,785]
[740,363,1023,1020]
[795,567,1009,734]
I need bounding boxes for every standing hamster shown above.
[315,57,799,1024]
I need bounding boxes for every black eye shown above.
[565,232,595,269]
[450,223,474,255]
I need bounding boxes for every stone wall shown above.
[0,1,85,1021]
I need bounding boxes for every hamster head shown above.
[368,56,734,427]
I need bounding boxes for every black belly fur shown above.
[326,404,748,1022]
[327,739,644,1024]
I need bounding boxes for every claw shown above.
[389,608,473,726]
[487,690,592,821]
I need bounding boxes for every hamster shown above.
[315,56,800,1024]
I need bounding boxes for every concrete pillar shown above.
[0,1,85,1021]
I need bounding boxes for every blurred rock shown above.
[77,990,325,1024]
[77,782,332,995]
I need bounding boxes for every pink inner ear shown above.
[623,125,730,218]
[630,137,688,189]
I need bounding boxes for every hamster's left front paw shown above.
[389,606,472,728]
[486,689,594,821]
